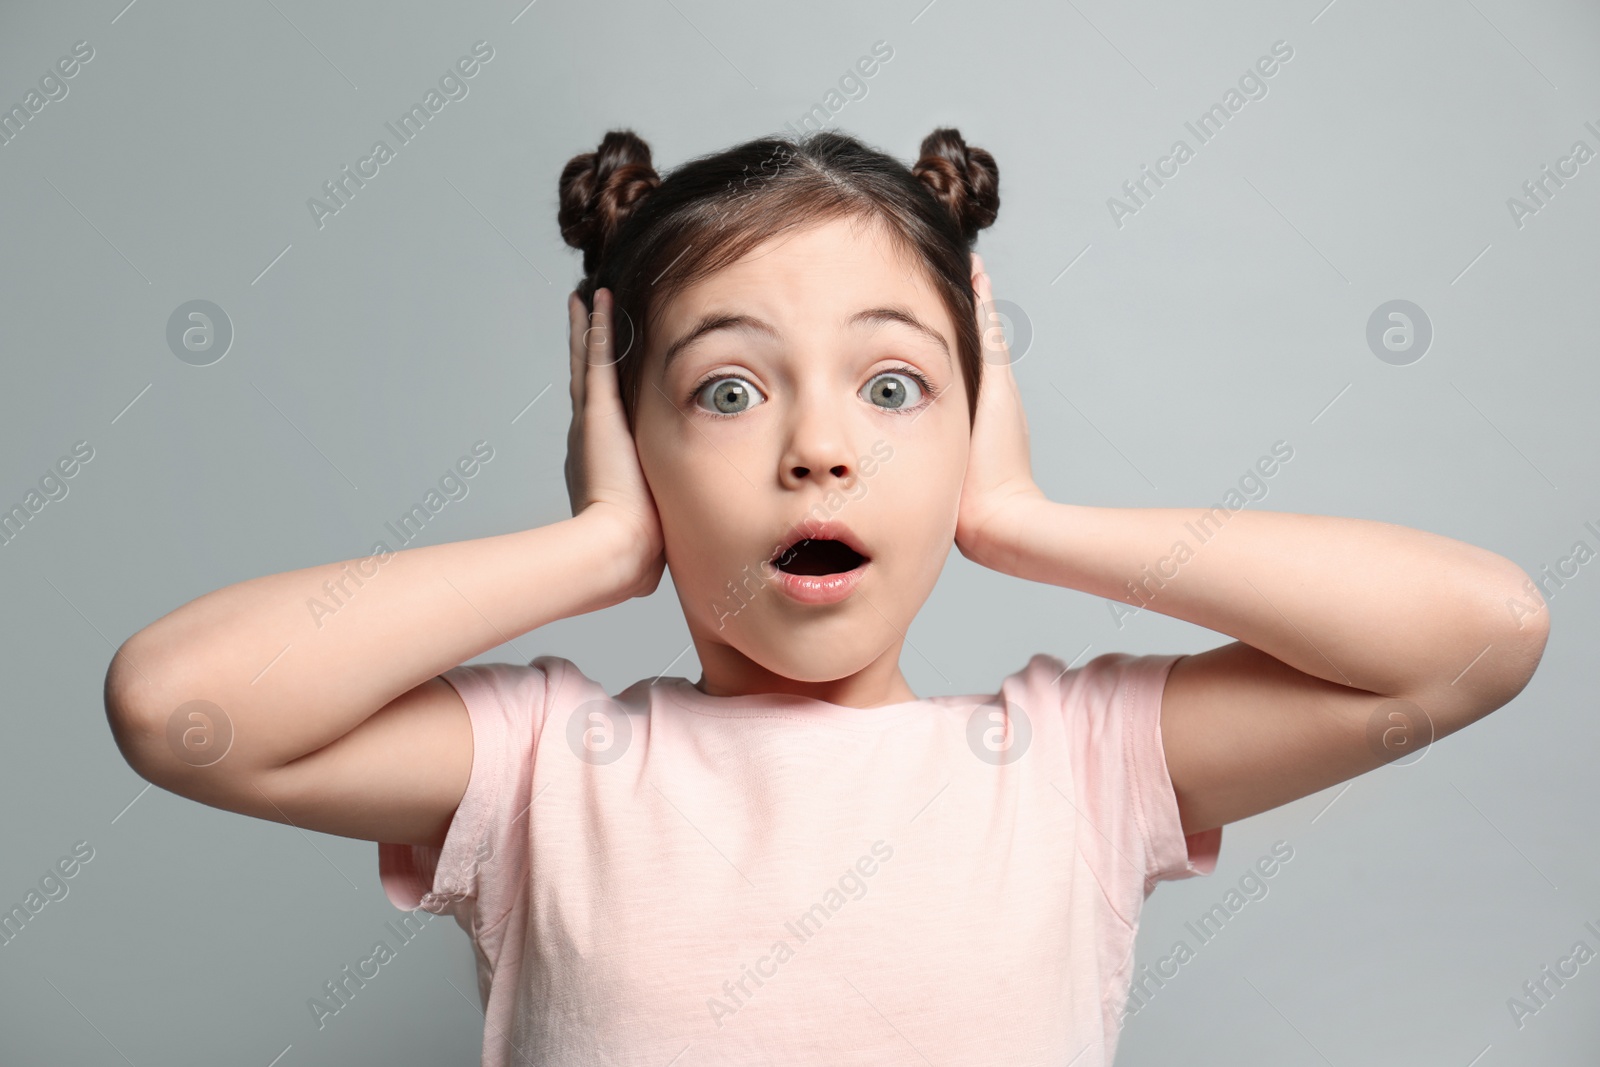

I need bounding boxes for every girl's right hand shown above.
[564,286,666,599]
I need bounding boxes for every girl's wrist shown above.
[569,507,663,604]
[963,492,1059,578]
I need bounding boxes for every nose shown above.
[777,390,856,490]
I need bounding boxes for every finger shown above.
[568,290,587,412]
[974,270,1010,368]
[974,272,1025,431]
[585,288,623,412]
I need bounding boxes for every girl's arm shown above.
[103,513,650,848]
[104,287,663,850]
[977,501,1549,834]
[955,258,1550,836]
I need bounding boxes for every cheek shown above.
[633,407,704,495]
[877,433,966,497]
[871,449,962,538]
[642,462,699,541]
[636,444,740,565]
[633,427,692,535]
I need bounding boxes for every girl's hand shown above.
[564,287,666,598]
[954,256,1047,571]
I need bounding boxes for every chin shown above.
[747,643,882,686]
[716,611,891,684]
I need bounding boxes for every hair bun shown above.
[558,129,662,279]
[911,128,999,244]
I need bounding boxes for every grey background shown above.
[1,0,1596,1063]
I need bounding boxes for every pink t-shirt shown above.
[378,650,1221,1065]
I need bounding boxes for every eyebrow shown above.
[660,306,952,373]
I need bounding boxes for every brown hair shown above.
[558,127,999,430]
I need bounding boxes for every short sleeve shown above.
[1044,651,1221,911]
[377,659,552,925]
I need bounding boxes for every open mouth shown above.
[772,538,869,576]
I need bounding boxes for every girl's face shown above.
[632,214,971,693]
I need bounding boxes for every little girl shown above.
[104,127,1550,1065]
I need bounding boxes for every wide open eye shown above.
[691,375,767,416]
[861,368,929,411]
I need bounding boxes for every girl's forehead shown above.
[686,216,922,286]
[658,237,946,331]
[650,293,954,374]
[636,217,958,379]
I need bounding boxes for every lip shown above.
[771,559,870,605]
[769,518,873,564]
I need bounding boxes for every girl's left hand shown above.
[954,255,1047,570]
